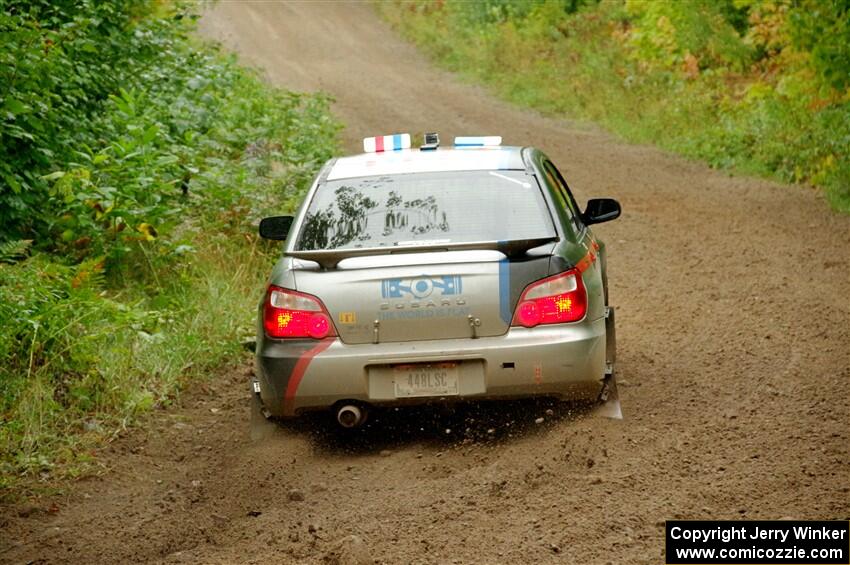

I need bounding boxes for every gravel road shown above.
[2,2,848,564]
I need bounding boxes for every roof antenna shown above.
[420,132,439,151]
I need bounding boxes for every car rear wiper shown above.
[287,236,558,269]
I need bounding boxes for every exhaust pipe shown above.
[336,404,367,428]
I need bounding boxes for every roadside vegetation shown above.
[378,0,850,211]
[0,0,338,496]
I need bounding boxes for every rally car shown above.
[254,133,620,428]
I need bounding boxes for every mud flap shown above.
[250,379,277,441]
[595,307,622,419]
[596,373,622,419]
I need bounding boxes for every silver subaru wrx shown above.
[254,134,621,428]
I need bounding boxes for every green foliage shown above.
[786,0,850,91]
[378,0,850,211]
[1,0,148,237]
[0,1,339,494]
[623,0,754,70]
[0,0,337,265]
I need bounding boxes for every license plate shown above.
[393,362,459,398]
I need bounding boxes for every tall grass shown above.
[0,1,339,497]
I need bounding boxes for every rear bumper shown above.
[255,316,608,417]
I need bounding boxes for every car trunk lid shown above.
[292,248,544,344]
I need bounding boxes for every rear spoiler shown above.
[287,236,557,269]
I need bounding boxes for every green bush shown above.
[378,0,850,211]
[1,0,336,266]
[0,1,339,494]
[1,0,149,238]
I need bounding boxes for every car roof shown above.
[325,146,527,181]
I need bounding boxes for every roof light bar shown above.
[453,136,502,147]
[363,133,411,153]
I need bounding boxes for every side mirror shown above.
[259,215,294,240]
[582,198,621,226]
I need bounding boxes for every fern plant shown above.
[0,239,32,264]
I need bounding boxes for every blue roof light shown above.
[454,136,502,147]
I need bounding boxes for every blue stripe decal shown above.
[393,134,402,150]
[498,256,511,324]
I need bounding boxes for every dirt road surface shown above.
[2,2,848,564]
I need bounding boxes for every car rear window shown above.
[296,170,556,251]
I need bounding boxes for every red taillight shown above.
[512,269,587,328]
[263,285,336,339]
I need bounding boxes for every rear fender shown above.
[597,238,609,305]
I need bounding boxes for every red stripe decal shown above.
[283,339,333,416]
[374,136,384,152]
[575,247,597,273]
